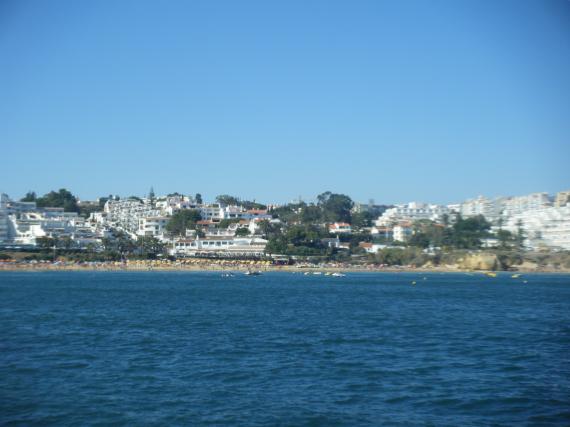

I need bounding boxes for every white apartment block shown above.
[103,199,162,234]
[501,192,551,217]
[4,208,101,247]
[456,196,502,222]
[1,194,101,247]
[157,196,200,215]
[200,205,223,221]
[376,202,450,226]
[137,217,169,237]
[502,205,570,250]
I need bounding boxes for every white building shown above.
[502,205,570,250]
[137,216,169,237]
[242,209,272,221]
[7,209,101,247]
[457,196,502,222]
[0,194,9,243]
[329,222,352,234]
[359,242,389,253]
[376,202,450,226]
[554,190,570,208]
[171,236,268,257]
[199,205,223,221]
[102,199,162,234]
[0,194,111,248]
[393,223,413,242]
[501,192,551,217]
[158,195,198,215]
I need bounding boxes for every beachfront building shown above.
[375,202,450,226]
[329,222,352,234]
[171,236,268,258]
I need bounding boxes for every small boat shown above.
[245,270,262,276]
[511,274,521,279]
[221,273,234,278]
[485,272,497,278]
[331,272,345,277]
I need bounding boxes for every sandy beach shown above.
[1,259,568,274]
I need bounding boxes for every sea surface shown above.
[1,272,569,426]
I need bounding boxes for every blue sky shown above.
[1,0,569,204]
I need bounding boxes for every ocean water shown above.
[1,272,569,426]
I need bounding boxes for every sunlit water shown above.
[1,272,569,426]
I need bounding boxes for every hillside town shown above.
[1,188,569,269]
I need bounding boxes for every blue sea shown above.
[1,272,569,426]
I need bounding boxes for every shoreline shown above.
[1,263,569,274]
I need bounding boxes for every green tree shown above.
[270,203,304,224]
[36,189,79,212]
[265,224,328,256]
[101,232,135,259]
[20,191,37,202]
[256,220,282,239]
[496,229,515,249]
[195,193,203,204]
[61,236,74,250]
[235,228,250,237]
[36,236,56,250]
[408,232,430,248]
[352,211,374,228]
[98,196,110,209]
[317,192,354,223]
[515,219,526,250]
[451,214,491,249]
[166,210,202,236]
[215,194,239,206]
[300,205,323,224]
[218,218,241,228]
[241,200,267,210]
[78,202,104,218]
[136,236,165,259]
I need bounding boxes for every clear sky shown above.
[1,0,569,204]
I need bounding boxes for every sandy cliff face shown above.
[458,253,499,271]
